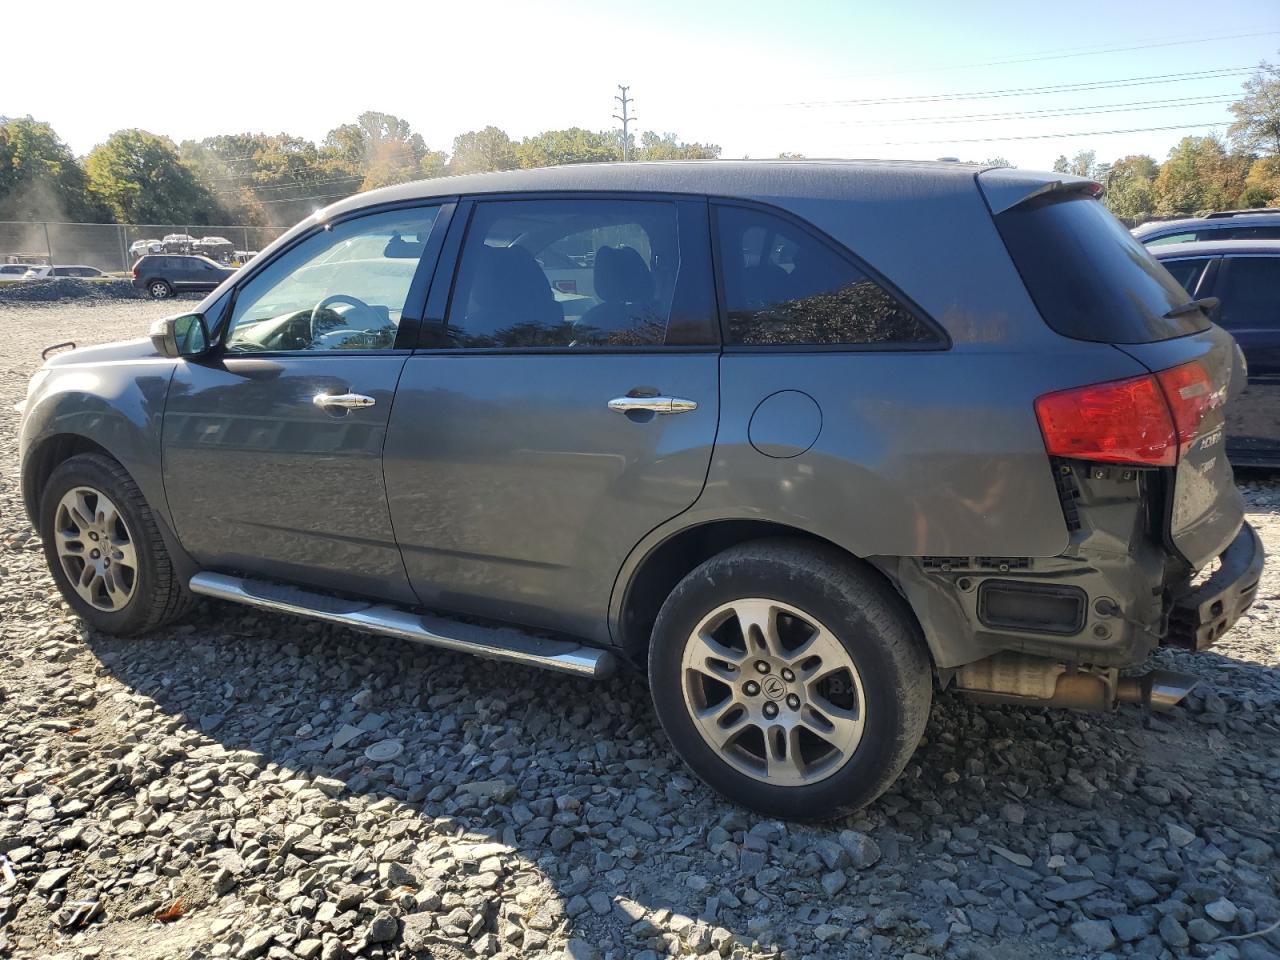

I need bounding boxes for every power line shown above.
[785,66,1253,108]
[255,191,355,206]
[829,93,1239,127]
[846,119,1230,147]
[830,29,1280,80]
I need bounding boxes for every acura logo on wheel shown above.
[762,675,786,701]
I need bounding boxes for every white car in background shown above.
[22,265,107,279]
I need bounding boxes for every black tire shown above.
[648,539,932,821]
[40,453,193,636]
[147,279,172,299]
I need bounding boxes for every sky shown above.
[3,0,1278,171]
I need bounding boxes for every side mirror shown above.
[150,313,209,358]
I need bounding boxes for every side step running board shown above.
[188,572,615,679]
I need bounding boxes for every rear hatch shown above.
[982,170,1245,570]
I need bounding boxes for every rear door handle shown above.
[313,392,376,410]
[608,396,698,415]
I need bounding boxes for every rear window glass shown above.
[995,194,1209,343]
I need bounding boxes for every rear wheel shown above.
[40,453,192,635]
[649,539,932,820]
[148,279,172,299]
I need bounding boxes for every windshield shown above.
[995,194,1211,343]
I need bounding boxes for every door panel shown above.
[384,354,718,640]
[163,356,415,602]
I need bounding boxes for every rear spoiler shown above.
[977,167,1103,216]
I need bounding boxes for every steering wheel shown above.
[309,293,379,343]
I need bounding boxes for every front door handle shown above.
[313,392,376,410]
[608,396,698,415]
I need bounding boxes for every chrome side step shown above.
[188,571,615,679]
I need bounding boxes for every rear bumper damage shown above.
[888,458,1264,713]
[1166,522,1264,652]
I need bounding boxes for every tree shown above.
[1229,60,1280,157]
[450,127,518,174]
[1152,134,1250,216]
[322,111,444,190]
[516,128,620,168]
[633,131,720,161]
[1241,155,1280,207]
[1052,155,1070,174]
[1101,155,1160,223]
[0,118,103,221]
[85,130,225,224]
[982,156,1012,168]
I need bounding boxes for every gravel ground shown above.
[1,301,1278,960]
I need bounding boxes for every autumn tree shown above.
[633,131,720,161]
[1152,135,1250,216]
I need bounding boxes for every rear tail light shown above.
[1155,361,1219,458]
[1034,361,1215,467]
[131,263,139,278]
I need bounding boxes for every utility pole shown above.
[613,85,635,161]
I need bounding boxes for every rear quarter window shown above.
[994,194,1209,343]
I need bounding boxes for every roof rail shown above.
[1204,208,1277,219]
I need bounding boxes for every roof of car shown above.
[1134,210,1280,236]
[1150,239,1280,258]
[320,158,1042,220]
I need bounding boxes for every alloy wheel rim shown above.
[151,282,167,297]
[53,486,138,612]
[681,598,866,787]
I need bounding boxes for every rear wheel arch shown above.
[614,518,936,671]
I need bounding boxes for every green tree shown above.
[1229,60,1280,156]
[85,129,225,224]
[450,126,518,174]
[516,128,620,168]
[634,131,720,161]
[982,156,1012,168]
[1101,155,1160,223]
[0,117,103,221]
[1052,155,1070,173]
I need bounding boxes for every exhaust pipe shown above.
[955,654,1200,712]
[1116,670,1200,712]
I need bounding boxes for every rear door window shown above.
[713,204,939,347]
[1215,257,1280,331]
[994,194,1209,343]
[1144,232,1197,246]
[1160,257,1212,295]
[442,198,715,349]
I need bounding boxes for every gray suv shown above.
[17,161,1265,820]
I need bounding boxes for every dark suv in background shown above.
[132,254,235,298]
[1134,208,1280,246]
[1152,239,1280,466]
[18,161,1264,819]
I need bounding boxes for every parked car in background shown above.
[162,233,198,254]
[129,239,164,258]
[131,254,235,298]
[193,236,235,262]
[22,265,107,279]
[16,162,1264,820]
[1134,209,1280,246]
[232,250,259,265]
[1152,239,1280,467]
[0,263,38,277]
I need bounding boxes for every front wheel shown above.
[148,279,172,299]
[649,539,932,820]
[40,453,193,635]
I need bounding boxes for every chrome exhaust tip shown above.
[1116,670,1200,712]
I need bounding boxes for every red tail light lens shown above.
[1035,374,1176,466]
[1156,361,1218,458]
[1035,361,1218,467]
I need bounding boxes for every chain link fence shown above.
[0,221,285,274]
